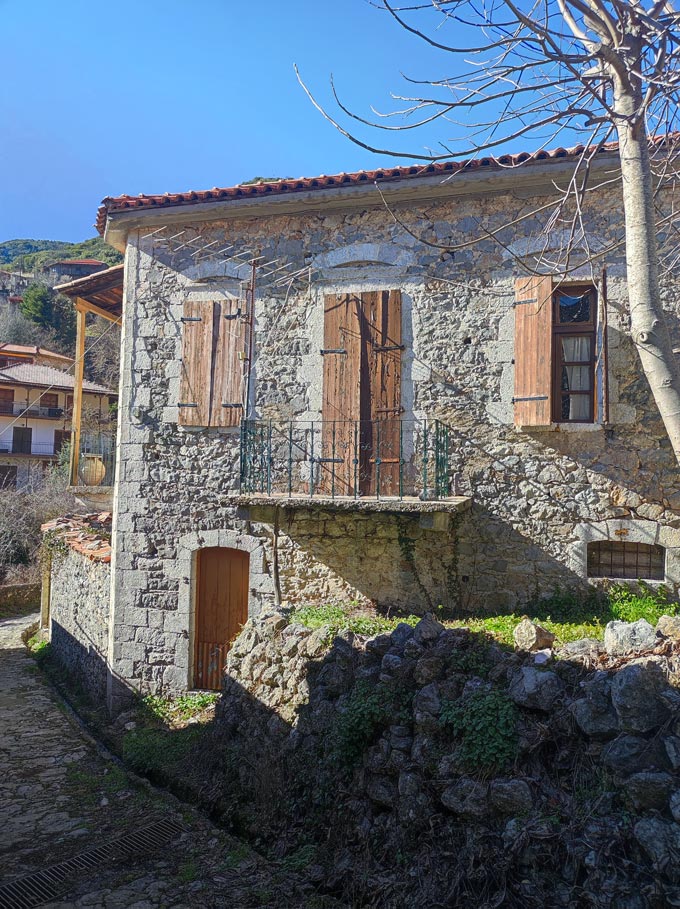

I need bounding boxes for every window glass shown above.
[561,336,591,362]
[558,293,591,323]
[560,394,591,421]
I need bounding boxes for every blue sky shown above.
[0,0,456,242]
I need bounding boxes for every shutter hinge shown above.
[320,348,347,355]
[512,395,549,403]
[181,316,203,322]
[513,298,537,307]
[373,344,405,352]
[221,403,244,408]
[223,309,242,320]
[178,402,198,407]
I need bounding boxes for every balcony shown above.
[0,442,62,457]
[239,418,470,517]
[0,402,65,420]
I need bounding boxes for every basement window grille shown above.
[587,541,665,581]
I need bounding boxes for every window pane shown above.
[561,336,591,362]
[558,293,591,323]
[561,365,591,392]
[561,394,591,420]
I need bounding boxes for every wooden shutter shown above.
[363,290,402,495]
[513,276,554,427]
[179,300,214,427]
[211,299,246,428]
[321,294,362,494]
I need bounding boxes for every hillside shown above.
[0,237,122,271]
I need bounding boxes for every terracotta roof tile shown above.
[41,513,112,563]
[96,139,628,235]
[0,362,114,395]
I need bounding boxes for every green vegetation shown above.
[294,584,675,651]
[142,692,218,724]
[293,603,420,639]
[1,237,122,272]
[440,688,518,773]
[332,679,412,769]
[122,726,204,775]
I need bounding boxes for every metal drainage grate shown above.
[0,818,184,909]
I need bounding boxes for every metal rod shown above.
[422,420,429,501]
[331,421,336,499]
[310,421,315,497]
[399,420,404,500]
[288,421,293,498]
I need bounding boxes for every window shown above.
[178,299,247,428]
[552,287,596,423]
[587,541,665,581]
[0,388,13,415]
[0,466,17,488]
[513,278,601,427]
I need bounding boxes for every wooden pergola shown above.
[55,264,123,485]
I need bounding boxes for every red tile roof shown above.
[41,513,112,563]
[0,343,72,363]
[96,140,623,235]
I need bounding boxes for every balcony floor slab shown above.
[236,493,472,518]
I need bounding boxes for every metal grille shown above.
[240,418,454,501]
[0,818,183,909]
[587,541,665,581]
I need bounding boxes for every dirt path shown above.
[0,615,337,908]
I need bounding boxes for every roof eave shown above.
[103,153,622,249]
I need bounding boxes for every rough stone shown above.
[610,658,669,733]
[602,734,669,775]
[513,618,555,652]
[366,775,396,809]
[489,779,533,815]
[670,790,680,823]
[657,614,680,642]
[412,613,445,645]
[570,698,619,739]
[508,667,565,711]
[441,778,489,818]
[664,735,680,771]
[634,818,680,876]
[604,620,657,658]
[625,771,675,810]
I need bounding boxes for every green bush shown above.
[440,688,518,773]
[332,680,412,769]
[606,583,676,625]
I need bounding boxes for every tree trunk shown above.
[614,80,680,463]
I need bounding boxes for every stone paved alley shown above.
[0,615,336,909]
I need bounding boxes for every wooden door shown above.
[0,388,13,415]
[12,426,32,454]
[194,547,249,690]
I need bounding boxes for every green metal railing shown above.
[240,418,454,500]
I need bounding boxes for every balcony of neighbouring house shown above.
[0,441,65,458]
[0,401,66,420]
[238,418,471,520]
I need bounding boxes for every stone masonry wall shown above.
[49,549,111,703]
[107,170,680,702]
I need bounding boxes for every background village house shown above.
[41,146,680,710]
[0,343,115,489]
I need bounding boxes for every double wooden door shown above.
[321,290,402,496]
[193,547,249,690]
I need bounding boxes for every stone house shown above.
[43,144,680,709]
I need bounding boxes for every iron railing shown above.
[0,402,66,419]
[240,418,454,500]
[75,432,117,487]
[0,441,63,456]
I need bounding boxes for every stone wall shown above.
[49,548,111,703]
[0,583,40,613]
[106,170,680,701]
[216,608,680,905]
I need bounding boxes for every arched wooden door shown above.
[193,547,249,690]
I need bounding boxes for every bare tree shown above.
[298,0,680,459]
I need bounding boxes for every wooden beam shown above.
[70,304,87,485]
[75,298,121,324]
